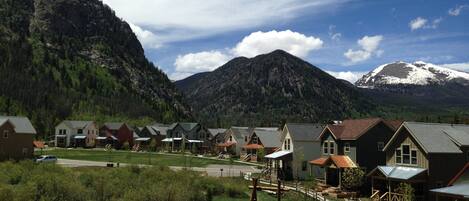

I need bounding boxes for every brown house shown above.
[0,116,37,161]
[99,122,133,148]
[368,122,469,201]
[310,118,401,187]
[242,128,281,162]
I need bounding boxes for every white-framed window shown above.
[329,141,335,154]
[395,144,418,165]
[377,142,385,151]
[252,136,258,144]
[344,143,350,152]
[323,141,329,154]
[22,148,28,155]
[3,130,9,138]
[284,139,291,150]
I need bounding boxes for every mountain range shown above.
[175,50,373,127]
[0,0,191,136]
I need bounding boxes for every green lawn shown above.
[42,148,252,167]
[214,191,315,201]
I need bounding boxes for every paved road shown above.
[57,159,261,177]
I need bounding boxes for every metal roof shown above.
[376,166,427,180]
[62,120,94,129]
[265,150,292,159]
[73,135,87,139]
[208,128,227,135]
[402,122,469,154]
[0,116,36,134]
[135,137,151,141]
[430,162,469,198]
[252,128,282,148]
[285,123,323,141]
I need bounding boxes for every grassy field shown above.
[41,148,252,167]
[0,161,314,201]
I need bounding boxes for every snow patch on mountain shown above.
[356,61,469,87]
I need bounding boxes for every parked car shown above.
[35,155,58,163]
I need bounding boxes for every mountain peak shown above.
[356,61,469,87]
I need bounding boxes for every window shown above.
[244,136,248,142]
[395,144,418,165]
[252,136,258,144]
[402,145,410,164]
[323,142,329,154]
[229,136,233,141]
[284,139,291,150]
[395,149,402,164]
[411,150,417,164]
[3,130,9,138]
[22,148,28,156]
[344,143,350,152]
[329,141,335,155]
[302,161,308,171]
[377,142,385,151]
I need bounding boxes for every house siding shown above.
[0,122,34,161]
[386,129,429,169]
[356,122,395,172]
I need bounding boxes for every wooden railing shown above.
[372,192,405,201]
[370,190,380,201]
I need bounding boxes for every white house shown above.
[55,120,98,147]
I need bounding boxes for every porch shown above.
[368,166,428,201]
[264,150,293,181]
[242,144,264,162]
[309,155,358,188]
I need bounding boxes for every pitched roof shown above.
[169,122,199,131]
[103,122,125,130]
[151,125,169,136]
[230,127,252,140]
[387,122,469,154]
[62,120,94,129]
[372,166,427,180]
[252,128,281,148]
[0,116,36,134]
[208,128,227,135]
[309,155,357,168]
[323,118,400,140]
[33,141,45,148]
[285,123,323,141]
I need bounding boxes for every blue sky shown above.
[102,0,469,82]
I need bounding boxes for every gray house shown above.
[216,127,252,156]
[266,123,324,180]
[164,122,211,153]
[369,122,469,201]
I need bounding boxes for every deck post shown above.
[250,178,258,201]
[338,168,342,188]
[371,177,374,193]
[277,179,281,201]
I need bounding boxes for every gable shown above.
[385,128,428,168]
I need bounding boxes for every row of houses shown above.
[54,121,216,152]
[230,118,469,201]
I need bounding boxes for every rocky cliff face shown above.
[176,50,373,126]
[0,0,191,135]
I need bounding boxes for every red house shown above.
[99,122,133,148]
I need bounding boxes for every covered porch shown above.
[264,150,293,181]
[134,137,151,151]
[215,141,236,155]
[73,135,87,148]
[309,155,358,188]
[368,166,428,201]
[242,144,264,162]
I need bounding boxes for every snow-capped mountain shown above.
[356,61,469,88]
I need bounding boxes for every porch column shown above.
[338,168,342,188]
[371,177,374,193]
[324,167,327,185]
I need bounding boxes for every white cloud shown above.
[328,25,342,41]
[128,23,161,48]
[408,17,443,31]
[174,51,230,73]
[344,35,383,63]
[357,35,383,52]
[170,30,323,80]
[409,17,427,31]
[232,30,323,58]
[326,71,367,83]
[344,50,371,63]
[102,0,345,48]
[448,5,469,16]
[440,62,469,72]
